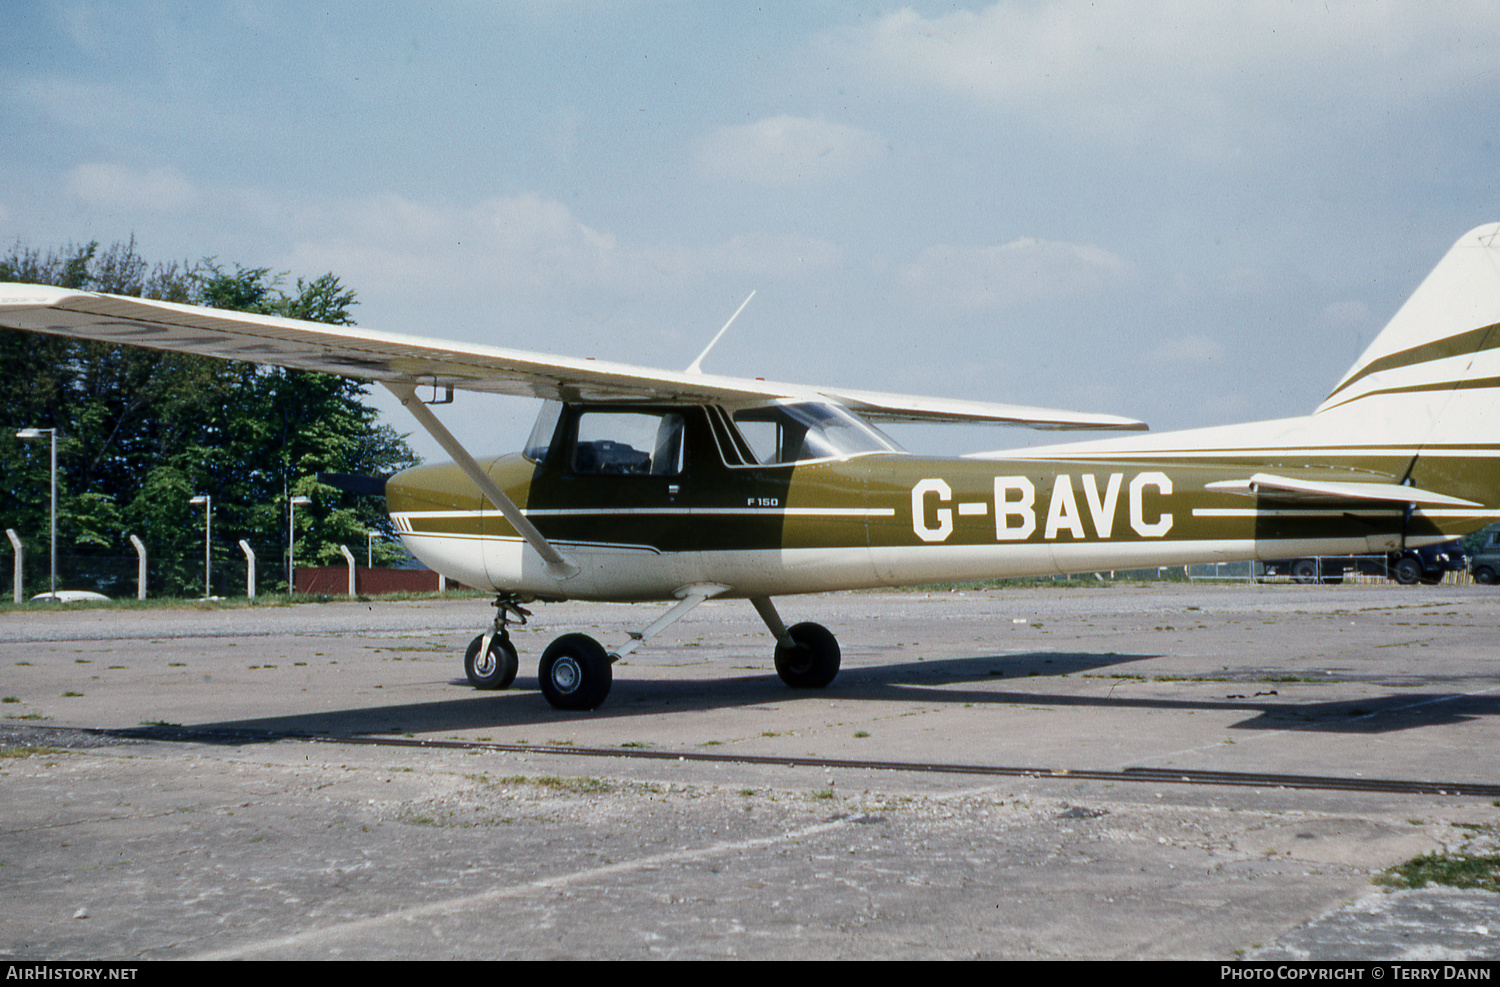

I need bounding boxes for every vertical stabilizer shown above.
[1317,223,1500,415]
[1313,223,1500,509]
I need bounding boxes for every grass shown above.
[0,746,68,759]
[482,774,613,795]
[1376,853,1500,893]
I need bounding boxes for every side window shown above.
[730,403,898,465]
[572,411,685,476]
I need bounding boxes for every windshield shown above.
[523,400,564,463]
[731,402,902,465]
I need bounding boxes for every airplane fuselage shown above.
[385,401,1489,603]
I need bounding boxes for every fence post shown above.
[128,534,147,600]
[6,529,21,603]
[339,544,356,597]
[239,540,256,599]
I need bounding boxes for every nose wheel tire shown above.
[774,621,841,689]
[465,634,519,690]
[539,633,613,710]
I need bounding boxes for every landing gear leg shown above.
[465,594,529,690]
[752,597,840,689]
[535,583,725,711]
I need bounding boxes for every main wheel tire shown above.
[1474,566,1498,585]
[1393,556,1423,585]
[465,634,519,690]
[539,633,613,710]
[774,622,841,689]
[1290,559,1318,584]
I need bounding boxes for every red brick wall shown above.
[293,567,468,596]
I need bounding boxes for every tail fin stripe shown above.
[1323,321,1500,403]
[1321,372,1500,412]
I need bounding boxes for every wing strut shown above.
[383,381,580,580]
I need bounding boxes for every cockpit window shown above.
[730,403,901,465]
[572,410,685,476]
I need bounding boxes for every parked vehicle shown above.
[1264,539,1467,585]
[1471,531,1500,585]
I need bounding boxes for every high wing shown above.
[0,283,1146,431]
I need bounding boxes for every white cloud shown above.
[66,163,199,212]
[829,1,1500,152]
[897,237,1128,312]
[694,115,885,185]
[278,191,842,307]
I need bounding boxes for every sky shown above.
[5,1,1500,463]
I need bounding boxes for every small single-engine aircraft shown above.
[4,224,1500,710]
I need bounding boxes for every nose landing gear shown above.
[464,594,530,690]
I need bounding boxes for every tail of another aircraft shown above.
[1308,223,1500,506]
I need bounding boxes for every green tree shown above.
[1,239,420,597]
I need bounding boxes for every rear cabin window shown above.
[730,403,898,465]
[572,410,685,476]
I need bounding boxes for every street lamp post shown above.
[188,495,211,598]
[288,495,311,596]
[15,428,57,600]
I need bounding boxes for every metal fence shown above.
[3,554,256,600]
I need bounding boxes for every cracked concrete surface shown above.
[3,585,1500,959]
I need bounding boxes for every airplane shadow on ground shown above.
[116,647,1500,742]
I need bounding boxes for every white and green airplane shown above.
[4,224,1498,710]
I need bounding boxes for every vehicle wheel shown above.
[539,633,612,710]
[1290,559,1319,584]
[465,634,519,690]
[1393,556,1423,585]
[1474,566,1498,585]
[774,622,841,689]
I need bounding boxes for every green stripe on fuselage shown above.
[388,447,1500,558]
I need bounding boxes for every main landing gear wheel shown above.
[1290,559,1318,584]
[539,633,613,710]
[774,622,841,689]
[1393,556,1423,585]
[465,634,519,690]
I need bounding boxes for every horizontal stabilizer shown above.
[1204,472,1481,507]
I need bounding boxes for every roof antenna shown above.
[686,291,755,375]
